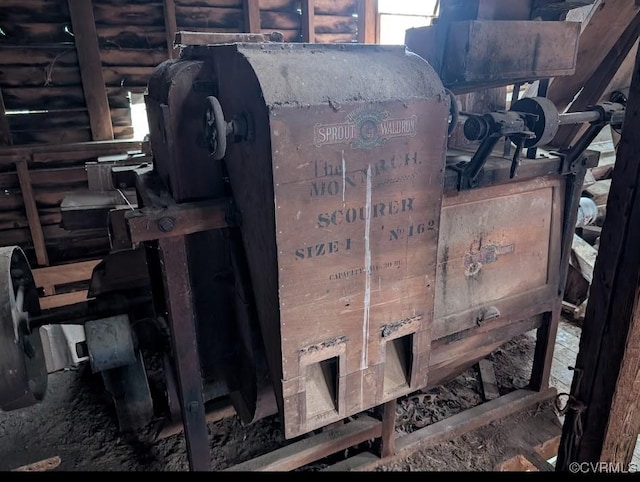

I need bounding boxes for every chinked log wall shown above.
[0,0,373,270]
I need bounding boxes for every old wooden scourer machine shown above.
[0,30,626,470]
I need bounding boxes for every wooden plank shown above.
[11,126,134,146]
[32,260,100,291]
[321,452,380,471]
[315,33,357,43]
[547,0,640,114]
[100,49,168,67]
[243,0,262,33]
[6,109,131,132]
[175,5,244,29]
[0,139,142,167]
[315,14,358,34]
[571,233,597,285]
[301,0,315,42]
[0,0,71,23]
[92,3,165,26]
[260,10,299,29]
[357,389,557,471]
[357,0,377,43]
[0,209,60,232]
[225,415,382,471]
[7,110,90,131]
[0,23,74,44]
[478,359,500,401]
[124,198,230,244]
[164,0,179,59]
[68,0,114,141]
[0,47,79,67]
[39,290,89,310]
[0,65,81,88]
[552,12,640,148]
[16,160,49,266]
[97,25,166,50]
[0,89,11,146]
[557,44,640,469]
[315,0,358,16]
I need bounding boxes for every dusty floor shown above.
[0,323,570,472]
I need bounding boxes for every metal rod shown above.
[558,110,601,126]
[28,294,151,329]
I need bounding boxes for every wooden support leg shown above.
[16,160,49,267]
[158,236,210,471]
[531,168,587,391]
[380,399,397,458]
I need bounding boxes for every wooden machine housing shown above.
[143,40,593,445]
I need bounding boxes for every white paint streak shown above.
[342,150,346,205]
[361,164,372,371]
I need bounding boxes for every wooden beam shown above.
[357,0,377,44]
[0,89,11,146]
[547,0,640,114]
[225,415,382,471]
[16,160,49,267]
[163,0,178,59]
[32,260,100,293]
[552,12,640,148]
[243,0,261,34]
[556,44,640,470]
[67,0,113,141]
[380,400,397,458]
[39,290,89,310]
[353,388,557,471]
[301,0,315,43]
[0,139,143,169]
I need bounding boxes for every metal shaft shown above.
[558,110,601,126]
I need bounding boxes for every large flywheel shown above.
[0,246,47,411]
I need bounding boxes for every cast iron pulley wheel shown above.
[205,96,228,161]
[0,246,48,411]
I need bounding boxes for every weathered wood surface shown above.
[442,21,580,91]
[226,415,382,471]
[557,43,640,469]
[301,0,315,42]
[552,11,640,148]
[16,160,49,266]
[435,176,562,340]
[547,0,640,114]
[243,0,261,33]
[68,0,114,141]
[163,0,179,58]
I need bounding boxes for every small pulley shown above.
[0,246,47,411]
[204,96,252,161]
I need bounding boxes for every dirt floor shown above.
[0,328,565,472]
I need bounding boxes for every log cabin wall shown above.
[0,0,373,278]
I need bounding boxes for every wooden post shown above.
[67,0,114,141]
[301,0,315,43]
[357,0,377,44]
[16,161,49,267]
[380,400,397,458]
[0,89,11,146]
[163,0,178,59]
[243,0,261,33]
[556,42,640,470]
